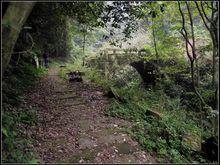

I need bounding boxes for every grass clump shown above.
[2,107,39,163]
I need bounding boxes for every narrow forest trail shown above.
[25,67,157,164]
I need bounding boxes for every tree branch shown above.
[200,2,211,23]
[178,2,193,61]
[180,29,193,48]
[195,1,210,31]
[12,33,34,55]
[186,2,196,59]
[204,2,214,10]
[87,3,98,18]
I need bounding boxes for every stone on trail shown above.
[78,137,98,150]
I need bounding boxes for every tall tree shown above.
[81,25,88,66]
[178,2,206,107]
[195,1,218,89]
[195,1,219,111]
[2,2,35,74]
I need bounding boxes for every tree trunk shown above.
[82,31,86,66]
[195,58,200,87]
[211,40,218,88]
[190,60,206,106]
[194,1,218,90]
[152,20,159,63]
[2,2,35,74]
[190,60,196,90]
[210,2,219,88]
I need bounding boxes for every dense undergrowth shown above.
[106,83,208,163]
[109,84,216,163]
[106,69,216,163]
[2,61,47,163]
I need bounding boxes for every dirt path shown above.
[25,67,156,163]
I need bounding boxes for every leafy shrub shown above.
[201,89,216,110]
[3,63,47,105]
[173,73,192,91]
[2,107,38,163]
[180,92,201,112]
[2,61,46,163]
[106,100,146,121]
[161,79,184,98]
[84,68,111,91]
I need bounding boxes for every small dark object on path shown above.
[60,65,66,68]
[67,71,84,82]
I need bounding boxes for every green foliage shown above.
[200,89,216,109]
[18,108,38,125]
[160,79,184,98]
[105,79,210,163]
[2,107,39,163]
[180,92,201,112]
[2,58,46,163]
[3,63,47,105]
[106,100,146,121]
[85,68,111,91]
[114,80,146,101]
[68,20,106,61]
[26,3,74,59]
[58,68,68,80]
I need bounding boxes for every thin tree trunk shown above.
[195,58,200,87]
[82,26,87,66]
[195,1,218,89]
[2,2,35,74]
[190,60,195,90]
[152,28,159,62]
[178,2,207,107]
[191,61,206,106]
[83,31,86,55]
[82,31,86,66]
[212,46,216,87]
[211,39,218,88]
[152,19,159,64]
